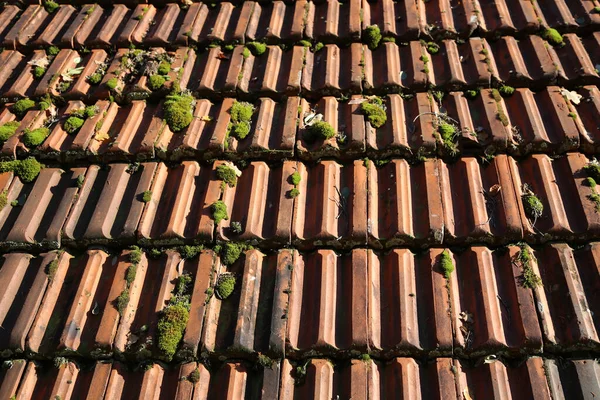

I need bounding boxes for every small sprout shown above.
[542,28,564,46]
[188,368,200,383]
[88,73,102,85]
[216,164,238,187]
[360,97,387,128]
[12,98,36,118]
[498,85,515,97]
[106,77,118,90]
[47,46,60,57]
[178,245,203,259]
[158,61,171,75]
[64,116,85,134]
[289,188,300,198]
[141,190,152,203]
[33,66,46,79]
[76,174,85,188]
[439,250,454,279]
[290,171,301,186]
[148,75,166,91]
[215,273,236,299]
[211,200,228,224]
[313,42,324,52]
[230,221,243,234]
[43,0,59,13]
[246,41,267,56]
[363,25,382,50]
[0,121,21,142]
[164,93,194,132]
[223,43,235,52]
[305,120,336,142]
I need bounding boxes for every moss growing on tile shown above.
[522,188,544,221]
[242,47,251,59]
[75,174,85,188]
[297,40,311,47]
[516,244,542,289]
[188,368,200,383]
[215,273,236,299]
[360,97,387,128]
[141,190,152,203]
[382,36,396,43]
[425,41,440,54]
[0,190,7,211]
[216,164,238,187]
[46,257,59,282]
[88,73,102,85]
[158,61,171,75]
[439,250,454,279]
[43,0,59,13]
[134,6,150,20]
[359,354,371,362]
[10,200,19,207]
[129,245,142,265]
[33,66,46,79]
[157,274,191,361]
[542,28,564,46]
[106,77,118,90]
[221,242,250,265]
[246,42,267,56]
[116,289,130,316]
[258,354,275,369]
[178,245,203,259]
[211,200,228,224]
[229,101,255,140]
[23,127,50,148]
[363,25,382,50]
[313,42,324,52]
[12,99,36,119]
[289,188,300,198]
[465,89,479,99]
[64,116,85,134]
[584,161,600,182]
[0,121,21,142]
[164,93,194,132]
[290,171,301,186]
[47,46,60,57]
[305,120,336,143]
[0,158,42,183]
[148,75,166,91]
[498,85,515,97]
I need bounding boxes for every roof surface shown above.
[0,0,599,399]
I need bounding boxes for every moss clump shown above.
[586,177,597,189]
[542,28,564,46]
[516,245,542,289]
[76,174,85,188]
[47,46,60,57]
[439,250,454,279]
[425,42,440,54]
[178,245,203,259]
[23,127,50,148]
[88,73,102,85]
[289,188,300,198]
[382,36,395,43]
[157,302,189,360]
[215,273,236,299]
[141,190,152,203]
[0,190,7,211]
[313,42,324,52]
[12,99,36,119]
[216,165,238,187]
[258,354,275,369]
[164,93,194,132]
[188,368,200,383]
[43,0,59,13]
[64,116,85,134]
[126,265,137,285]
[220,242,249,265]
[297,40,311,47]
[70,105,97,120]
[106,77,118,90]
[116,289,130,316]
[363,25,382,50]
[583,162,600,182]
[522,193,544,220]
[305,120,336,143]
[0,158,42,182]
[46,257,59,282]
[158,61,171,75]
[290,171,301,186]
[360,97,387,128]
[242,47,250,59]
[229,101,254,140]
[211,200,228,224]
[246,42,266,56]
[33,66,46,79]
[129,245,142,265]
[148,75,166,91]
[465,89,479,99]
[438,122,455,141]
[498,85,515,97]
[0,121,21,142]
[359,354,371,361]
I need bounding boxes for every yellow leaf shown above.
[95,131,110,141]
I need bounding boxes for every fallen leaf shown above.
[66,66,85,76]
[560,88,583,105]
[348,98,367,105]
[489,184,501,197]
[95,131,110,141]
[217,52,230,60]
[303,112,323,126]
[27,56,50,68]
[483,355,497,364]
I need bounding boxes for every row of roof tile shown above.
[0,243,597,360]
[1,154,600,249]
[1,356,599,399]
[1,87,599,163]
[1,34,599,103]
[3,0,600,51]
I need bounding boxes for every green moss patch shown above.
[246,42,267,56]
[542,28,564,46]
[360,97,387,128]
[157,274,192,361]
[305,120,336,143]
[148,75,166,91]
[211,200,228,224]
[141,190,152,203]
[33,66,46,80]
[215,273,236,299]
[0,190,7,211]
[188,368,200,383]
[106,77,118,90]
[12,99,36,119]
[47,46,60,57]
[363,25,382,50]
[220,242,251,265]
[0,158,42,182]
[23,127,50,148]
[164,93,194,132]
[158,61,171,75]
[439,250,454,279]
[216,164,238,187]
[43,0,59,13]
[516,244,542,289]
[522,187,544,221]
[228,101,255,140]
[64,116,85,134]
[178,245,203,259]
[498,85,515,97]
[290,171,301,186]
[0,121,21,143]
